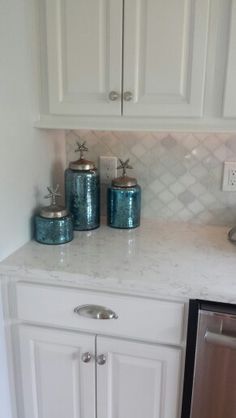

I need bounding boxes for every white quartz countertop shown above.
[1,219,236,303]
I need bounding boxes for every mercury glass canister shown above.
[65,141,100,230]
[35,185,73,245]
[107,159,141,229]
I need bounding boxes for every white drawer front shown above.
[15,282,185,345]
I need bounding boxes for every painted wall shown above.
[0,1,66,262]
[0,2,65,417]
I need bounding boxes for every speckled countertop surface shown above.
[1,219,236,303]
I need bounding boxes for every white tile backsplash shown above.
[66,130,236,225]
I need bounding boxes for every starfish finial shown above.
[75,141,88,159]
[117,158,133,176]
[44,185,61,206]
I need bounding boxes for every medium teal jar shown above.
[35,186,73,245]
[107,159,141,229]
[65,141,100,230]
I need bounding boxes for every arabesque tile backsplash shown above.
[66,130,236,225]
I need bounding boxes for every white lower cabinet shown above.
[18,326,95,418]
[12,284,185,418]
[17,326,182,418]
[97,336,182,418]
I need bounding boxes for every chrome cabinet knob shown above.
[81,352,92,363]
[97,354,106,365]
[109,91,120,101]
[123,91,133,101]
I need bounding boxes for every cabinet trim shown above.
[35,114,236,131]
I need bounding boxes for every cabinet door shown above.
[18,325,95,418]
[223,0,236,118]
[97,336,182,418]
[45,0,123,116]
[123,0,210,117]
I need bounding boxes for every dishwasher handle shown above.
[205,329,236,350]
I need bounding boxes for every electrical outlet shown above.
[222,161,236,191]
[99,156,117,184]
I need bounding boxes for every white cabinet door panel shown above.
[223,0,236,118]
[18,326,95,418]
[46,0,123,115]
[97,336,182,418]
[123,0,210,117]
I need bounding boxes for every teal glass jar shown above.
[107,159,141,229]
[35,186,73,245]
[65,141,100,230]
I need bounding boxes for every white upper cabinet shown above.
[45,0,123,115]
[42,0,209,119]
[123,0,210,117]
[223,0,236,118]
[34,0,236,129]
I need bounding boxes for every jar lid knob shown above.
[117,158,133,176]
[40,185,68,218]
[112,158,137,187]
[69,140,95,171]
[44,184,61,207]
[75,140,88,159]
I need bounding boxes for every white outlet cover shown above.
[222,161,236,191]
[99,156,117,184]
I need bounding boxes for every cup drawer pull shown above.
[74,304,118,320]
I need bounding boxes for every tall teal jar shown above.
[65,141,100,230]
[107,159,141,229]
[35,185,73,245]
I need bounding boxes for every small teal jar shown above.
[65,141,100,230]
[107,159,141,229]
[35,186,73,245]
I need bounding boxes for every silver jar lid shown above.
[69,141,96,171]
[112,159,137,188]
[39,185,69,219]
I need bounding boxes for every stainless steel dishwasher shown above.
[181,300,236,418]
